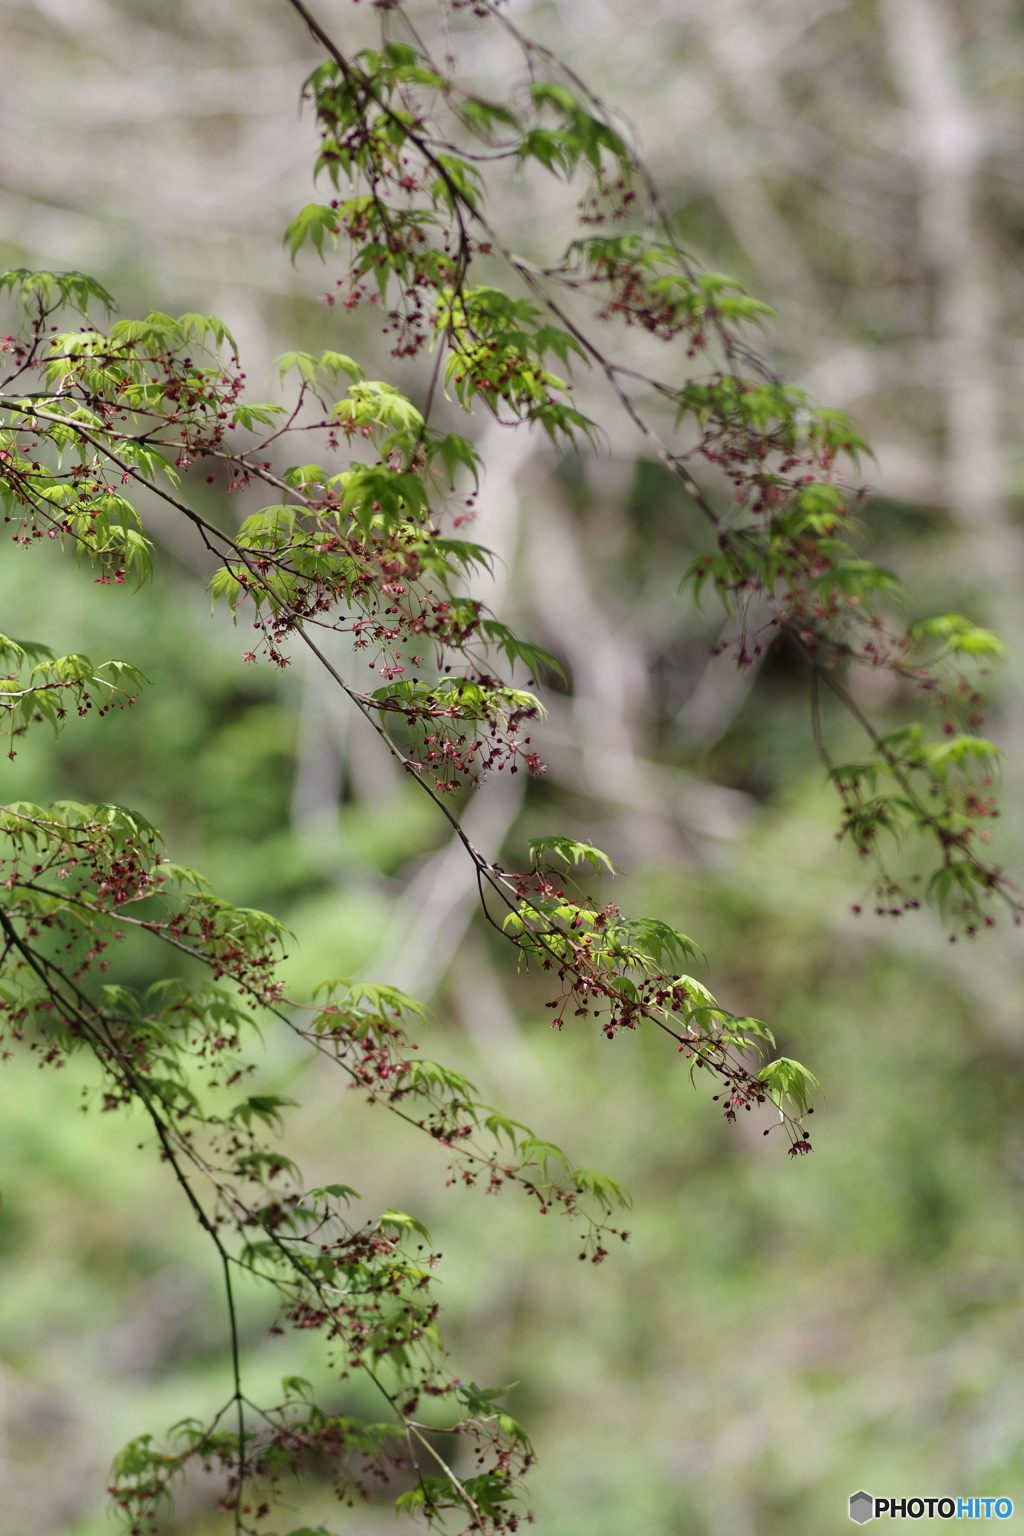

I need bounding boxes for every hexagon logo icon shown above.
[849,1490,874,1524]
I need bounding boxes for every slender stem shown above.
[221,1250,246,1536]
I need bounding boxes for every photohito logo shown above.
[849,1492,1014,1522]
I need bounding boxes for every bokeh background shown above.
[2,0,1024,1531]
